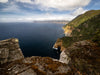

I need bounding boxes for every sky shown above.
[0,0,100,22]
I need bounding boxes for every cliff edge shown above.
[0,38,69,75]
[54,10,100,75]
[0,38,24,64]
[0,10,100,75]
[63,10,100,36]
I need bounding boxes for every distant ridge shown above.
[33,20,69,24]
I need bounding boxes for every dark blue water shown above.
[0,22,64,59]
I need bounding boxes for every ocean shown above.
[0,22,64,59]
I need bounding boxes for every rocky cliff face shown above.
[0,56,69,75]
[53,10,100,75]
[57,39,100,75]
[64,40,100,75]
[0,38,69,75]
[53,38,66,51]
[63,10,100,37]
[1,10,100,75]
[63,26,73,36]
[0,38,24,64]
[59,50,70,64]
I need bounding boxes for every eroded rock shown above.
[0,38,24,64]
[62,40,100,75]
[53,38,66,51]
[59,50,70,64]
[0,38,69,75]
[0,56,69,75]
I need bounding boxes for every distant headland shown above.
[33,20,69,24]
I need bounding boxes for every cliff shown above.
[60,40,100,74]
[0,38,24,64]
[0,10,100,75]
[54,10,100,50]
[63,10,100,36]
[54,10,100,75]
[0,38,69,75]
[53,38,66,51]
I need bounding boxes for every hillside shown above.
[57,10,100,48]
[63,10,100,36]
[60,12,100,48]
[0,10,100,75]
[54,10,100,75]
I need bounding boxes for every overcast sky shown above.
[0,0,100,22]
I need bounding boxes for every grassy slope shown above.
[59,10,100,75]
[63,10,100,28]
[72,14,100,44]
[61,10,100,48]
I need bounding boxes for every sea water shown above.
[0,22,64,59]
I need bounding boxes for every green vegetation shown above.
[72,14,100,45]
[59,10,100,75]
[60,36,92,48]
[64,10,100,28]
[60,36,81,48]
[61,10,100,48]
[67,41,100,75]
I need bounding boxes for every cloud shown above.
[72,7,88,16]
[0,16,34,22]
[14,0,91,11]
[0,0,91,22]
[2,4,20,12]
[0,13,75,22]
[0,0,91,13]
[1,2,21,12]
[0,0,8,3]
[33,0,91,11]
[16,0,33,4]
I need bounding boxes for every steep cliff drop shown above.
[53,38,66,51]
[0,38,69,75]
[0,38,24,64]
[0,10,100,75]
[54,10,100,75]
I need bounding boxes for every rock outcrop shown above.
[54,10,100,75]
[57,40,100,75]
[59,50,70,64]
[63,26,73,36]
[0,56,69,75]
[53,38,66,51]
[0,38,24,64]
[64,40,100,75]
[1,10,100,75]
[0,38,69,75]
